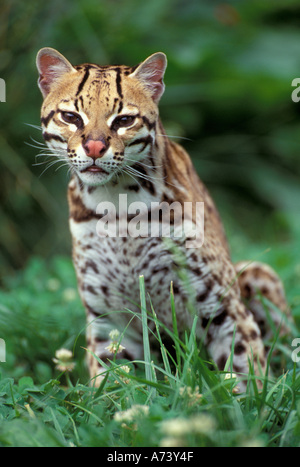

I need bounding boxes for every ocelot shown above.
[36,48,291,389]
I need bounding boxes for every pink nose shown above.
[83,139,106,159]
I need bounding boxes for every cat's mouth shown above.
[81,165,109,174]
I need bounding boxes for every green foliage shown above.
[0,256,86,383]
[0,259,299,447]
[1,0,300,274]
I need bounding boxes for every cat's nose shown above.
[83,138,107,159]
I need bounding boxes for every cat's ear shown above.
[36,48,75,98]
[130,52,167,104]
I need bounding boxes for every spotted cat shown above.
[36,48,290,389]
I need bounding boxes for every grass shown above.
[0,255,299,447]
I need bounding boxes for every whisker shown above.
[122,169,153,198]
[125,163,181,191]
[24,123,43,131]
[25,141,47,150]
[33,158,67,167]
[124,164,165,183]
[124,155,180,189]
[124,165,153,181]
[123,168,143,191]
[34,153,60,159]
[125,157,163,170]
[28,137,45,146]
[25,126,72,178]
[37,158,70,177]
[33,151,67,166]
[66,165,76,179]
[55,162,72,172]
[157,133,193,142]
[35,150,66,157]
[125,169,156,183]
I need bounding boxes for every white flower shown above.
[54,348,73,360]
[160,418,191,437]
[179,385,202,406]
[114,405,149,423]
[109,329,120,341]
[189,414,217,434]
[241,438,265,447]
[114,365,132,384]
[224,372,237,380]
[47,278,60,291]
[160,414,217,439]
[63,288,77,301]
[105,342,126,354]
[119,365,131,374]
[105,329,126,354]
[160,437,186,447]
[224,372,240,393]
[53,348,76,372]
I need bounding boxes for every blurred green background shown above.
[1,0,300,303]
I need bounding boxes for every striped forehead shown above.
[71,64,132,112]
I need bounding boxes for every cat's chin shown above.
[77,169,115,187]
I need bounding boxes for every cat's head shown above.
[36,48,167,186]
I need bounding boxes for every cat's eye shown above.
[61,111,83,127]
[112,115,136,130]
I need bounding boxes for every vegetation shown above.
[0,0,300,447]
[0,259,299,447]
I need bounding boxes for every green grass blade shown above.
[170,281,182,374]
[139,275,155,398]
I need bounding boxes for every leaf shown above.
[18,376,34,393]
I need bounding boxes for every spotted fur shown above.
[36,48,291,389]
